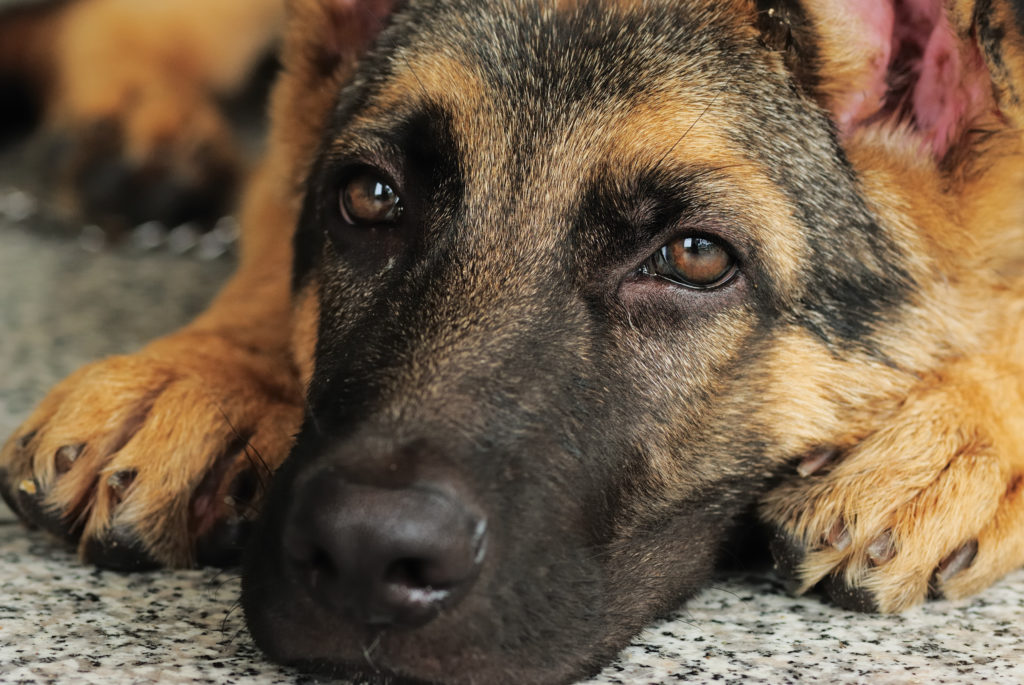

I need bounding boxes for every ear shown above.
[762,0,1024,163]
[282,0,404,79]
[281,0,404,85]
[264,0,403,190]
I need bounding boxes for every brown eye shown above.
[643,235,737,289]
[340,171,404,225]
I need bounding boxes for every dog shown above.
[2,0,1024,683]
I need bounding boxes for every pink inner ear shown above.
[326,0,400,55]
[835,0,894,133]
[834,0,991,158]
[914,12,990,156]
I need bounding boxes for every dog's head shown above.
[242,1,1024,683]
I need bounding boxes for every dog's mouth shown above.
[238,422,750,685]
[282,659,441,685]
[240,449,610,685]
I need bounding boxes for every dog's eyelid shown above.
[324,148,406,186]
[653,217,749,268]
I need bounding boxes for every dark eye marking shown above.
[637,234,738,290]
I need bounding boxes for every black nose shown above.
[283,476,487,628]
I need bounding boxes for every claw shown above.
[106,469,138,505]
[15,477,80,541]
[935,540,979,586]
[55,443,86,474]
[17,430,38,451]
[867,530,896,566]
[797,448,839,477]
[826,518,851,551]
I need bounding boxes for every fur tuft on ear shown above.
[771,0,1024,162]
[283,0,402,79]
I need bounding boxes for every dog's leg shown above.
[0,0,400,570]
[9,0,284,231]
[0,152,303,568]
[762,321,1024,611]
[756,0,1024,612]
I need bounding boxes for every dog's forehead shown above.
[350,0,764,136]
[325,0,812,286]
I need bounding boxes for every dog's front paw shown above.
[43,92,242,236]
[761,367,1024,612]
[0,335,302,570]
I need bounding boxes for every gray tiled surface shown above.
[1,192,1024,683]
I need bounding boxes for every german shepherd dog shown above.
[2,0,1024,683]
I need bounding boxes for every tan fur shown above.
[0,0,310,564]
[0,0,283,228]
[759,0,1024,611]
[1,0,1023,620]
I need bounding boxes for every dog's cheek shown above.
[290,283,320,390]
[593,449,758,649]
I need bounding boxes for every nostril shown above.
[308,546,339,588]
[385,557,434,590]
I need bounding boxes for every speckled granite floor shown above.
[2,182,1024,683]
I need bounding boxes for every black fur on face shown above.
[242,1,912,683]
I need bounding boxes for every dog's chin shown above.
[241,541,710,685]
[241,568,616,685]
[276,657,599,685]
[284,660,440,685]
[244,615,607,685]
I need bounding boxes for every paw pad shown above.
[83,525,160,572]
[821,574,879,612]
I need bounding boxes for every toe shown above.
[83,525,161,572]
[13,477,81,541]
[821,574,880,612]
